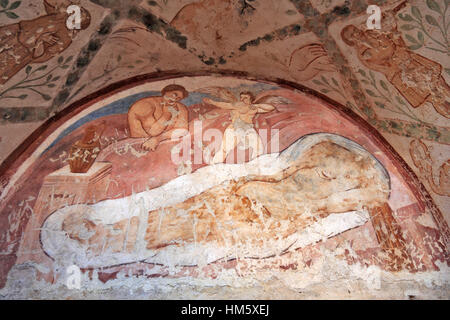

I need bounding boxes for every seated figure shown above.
[127,84,189,151]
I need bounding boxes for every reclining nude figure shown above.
[127,84,189,151]
[143,141,389,253]
[41,135,394,268]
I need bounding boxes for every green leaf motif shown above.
[312,79,322,86]
[321,76,329,85]
[18,94,27,100]
[320,89,330,94]
[380,80,388,91]
[358,69,367,77]
[5,11,18,19]
[8,1,20,10]
[57,56,64,64]
[426,0,442,14]
[25,65,31,75]
[408,44,422,50]
[42,94,51,101]
[395,96,406,105]
[365,89,376,97]
[400,24,415,31]
[411,6,422,19]
[36,65,47,72]
[405,34,418,44]
[0,0,8,9]
[417,31,424,44]
[332,78,339,87]
[425,15,439,26]
[398,13,413,21]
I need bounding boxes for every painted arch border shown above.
[0,70,448,246]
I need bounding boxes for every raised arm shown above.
[255,103,275,113]
[203,98,238,110]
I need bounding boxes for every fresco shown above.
[328,0,450,248]
[0,0,91,85]
[0,74,447,299]
[0,0,448,299]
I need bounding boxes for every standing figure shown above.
[200,87,290,164]
[341,22,449,118]
[128,84,189,151]
[0,0,91,84]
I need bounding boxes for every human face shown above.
[164,90,184,102]
[240,94,252,105]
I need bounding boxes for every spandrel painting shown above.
[0,75,447,297]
